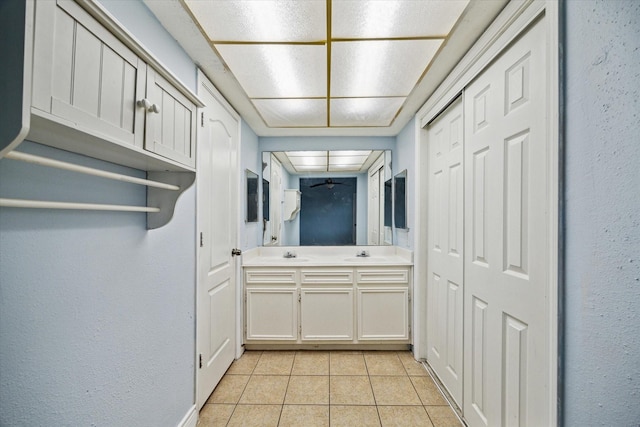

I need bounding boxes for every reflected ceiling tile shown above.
[329,164,363,172]
[185,0,326,42]
[254,99,327,127]
[331,40,442,97]
[216,44,326,98]
[332,0,469,39]
[330,150,372,157]
[287,151,326,157]
[330,97,405,127]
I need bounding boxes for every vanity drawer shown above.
[245,269,297,284]
[301,269,354,284]
[356,269,409,284]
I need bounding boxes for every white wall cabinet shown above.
[244,266,411,346]
[4,0,202,172]
[144,69,196,168]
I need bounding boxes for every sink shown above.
[343,257,388,263]
[282,257,310,262]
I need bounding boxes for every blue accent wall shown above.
[0,1,197,425]
[563,1,640,424]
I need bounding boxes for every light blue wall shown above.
[0,1,198,425]
[563,1,640,425]
[240,120,261,250]
[394,117,416,250]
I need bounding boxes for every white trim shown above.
[176,405,197,427]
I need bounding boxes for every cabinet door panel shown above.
[301,288,353,340]
[358,288,409,340]
[145,70,196,167]
[246,288,297,340]
[32,0,145,149]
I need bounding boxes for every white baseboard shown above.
[177,405,197,427]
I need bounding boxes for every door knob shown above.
[231,248,242,256]
[137,99,160,113]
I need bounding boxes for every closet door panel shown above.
[426,97,464,406]
[463,17,549,427]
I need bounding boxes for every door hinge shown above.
[200,232,204,247]
[201,112,204,127]
[199,354,203,369]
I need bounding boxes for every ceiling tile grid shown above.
[184,0,470,129]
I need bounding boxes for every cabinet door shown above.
[145,69,197,167]
[357,287,409,340]
[301,288,353,341]
[246,288,298,340]
[32,0,145,149]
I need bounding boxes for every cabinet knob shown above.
[136,99,160,114]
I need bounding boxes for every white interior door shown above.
[368,167,381,245]
[269,155,282,245]
[426,97,464,406]
[463,17,549,426]
[196,74,239,408]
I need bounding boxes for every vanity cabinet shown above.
[245,270,298,341]
[356,269,410,340]
[300,269,354,341]
[26,0,199,170]
[243,265,411,347]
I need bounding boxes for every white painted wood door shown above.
[196,76,239,408]
[269,156,283,245]
[463,18,549,426]
[426,97,464,406]
[367,163,382,245]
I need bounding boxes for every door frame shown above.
[414,0,559,423]
[194,69,243,408]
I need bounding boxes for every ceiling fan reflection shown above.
[309,178,345,189]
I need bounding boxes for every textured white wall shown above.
[564,0,640,424]
[0,1,198,425]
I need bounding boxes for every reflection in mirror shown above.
[384,178,392,228]
[261,150,392,246]
[394,170,407,230]
[246,169,258,223]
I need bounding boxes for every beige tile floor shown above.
[198,350,463,427]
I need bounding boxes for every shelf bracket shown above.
[146,171,196,229]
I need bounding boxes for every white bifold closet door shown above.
[426,97,464,406]
[463,17,549,427]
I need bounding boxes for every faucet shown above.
[356,250,370,257]
[283,251,297,258]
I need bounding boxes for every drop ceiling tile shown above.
[331,40,442,97]
[330,97,405,127]
[332,0,470,39]
[185,0,326,42]
[254,99,327,127]
[216,44,326,98]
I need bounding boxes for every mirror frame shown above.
[394,169,408,230]
[245,169,259,223]
[260,150,393,246]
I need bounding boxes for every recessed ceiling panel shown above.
[216,44,326,98]
[254,99,327,127]
[184,0,326,42]
[332,0,470,39]
[330,97,405,127]
[331,40,442,97]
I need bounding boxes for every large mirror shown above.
[261,150,393,246]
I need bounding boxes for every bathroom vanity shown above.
[242,246,413,350]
